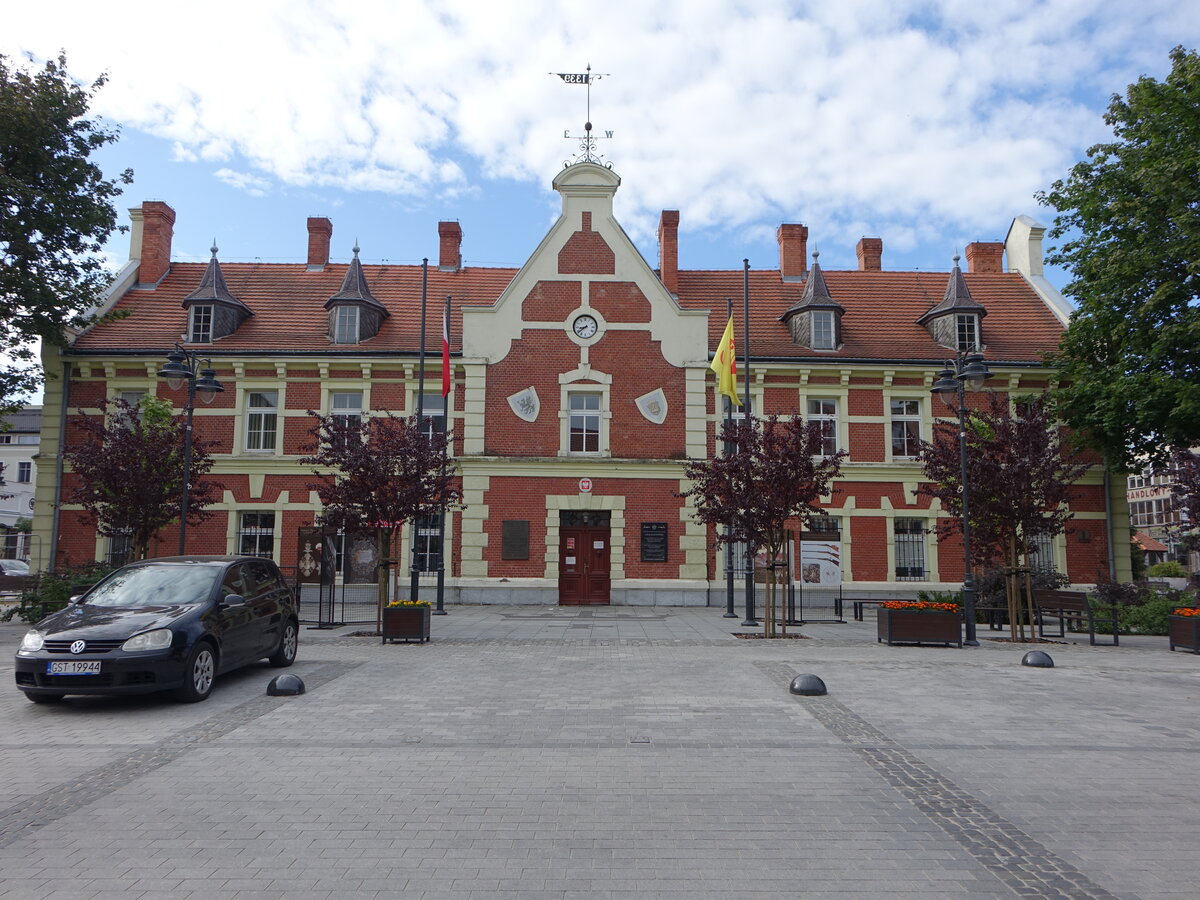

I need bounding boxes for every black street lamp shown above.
[157,345,224,556]
[930,350,993,646]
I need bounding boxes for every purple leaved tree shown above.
[917,393,1089,640]
[682,415,845,637]
[301,410,463,626]
[64,397,217,562]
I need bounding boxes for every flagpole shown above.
[741,259,757,627]
[409,259,429,607]
[435,294,450,615]
[723,296,737,618]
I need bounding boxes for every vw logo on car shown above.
[14,556,300,705]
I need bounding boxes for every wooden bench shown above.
[1032,589,1118,646]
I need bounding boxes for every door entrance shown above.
[558,510,611,605]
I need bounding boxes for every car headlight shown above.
[121,629,174,652]
[20,631,44,652]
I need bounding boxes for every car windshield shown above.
[1,559,29,575]
[83,564,220,608]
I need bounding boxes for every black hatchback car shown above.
[15,556,299,704]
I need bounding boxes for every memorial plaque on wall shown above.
[641,522,668,562]
[502,520,530,560]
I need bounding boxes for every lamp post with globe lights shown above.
[157,346,224,555]
[930,351,993,646]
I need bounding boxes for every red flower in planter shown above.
[880,601,960,613]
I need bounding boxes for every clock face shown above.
[572,314,598,339]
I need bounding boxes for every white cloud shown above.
[4,0,1199,262]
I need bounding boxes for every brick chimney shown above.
[856,237,883,271]
[307,217,332,269]
[134,201,176,285]
[438,221,463,271]
[658,210,680,295]
[777,224,809,279]
[965,241,1004,274]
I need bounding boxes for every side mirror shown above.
[69,595,83,604]
[220,594,245,608]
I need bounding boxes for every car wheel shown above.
[268,620,298,668]
[25,691,65,704]
[173,642,216,703]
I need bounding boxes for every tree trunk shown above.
[376,527,389,634]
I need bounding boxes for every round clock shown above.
[572,314,598,339]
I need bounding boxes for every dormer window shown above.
[777,253,843,351]
[955,314,979,352]
[332,305,360,344]
[812,310,835,350]
[181,243,253,342]
[189,305,213,343]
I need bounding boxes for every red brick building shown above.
[33,161,1131,605]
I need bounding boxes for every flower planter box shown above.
[382,606,431,644]
[1168,615,1200,654]
[877,608,962,647]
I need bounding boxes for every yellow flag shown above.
[709,316,742,406]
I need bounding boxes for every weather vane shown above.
[552,64,613,167]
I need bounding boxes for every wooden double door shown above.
[559,511,610,605]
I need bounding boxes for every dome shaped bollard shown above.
[267,673,306,695]
[1021,650,1054,668]
[789,674,827,696]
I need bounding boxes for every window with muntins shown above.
[246,392,278,451]
[189,305,213,343]
[239,512,275,558]
[806,399,838,455]
[811,310,835,350]
[894,518,926,580]
[419,394,447,439]
[569,393,601,452]
[332,306,360,344]
[955,314,979,352]
[890,399,921,458]
[331,391,362,428]
[16,462,31,482]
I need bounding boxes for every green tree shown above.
[64,397,217,561]
[0,53,132,413]
[1038,46,1200,470]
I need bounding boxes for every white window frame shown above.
[567,392,602,453]
[811,310,835,350]
[332,305,360,344]
[16,461,31,483]
[889,398,922,459]
[245,391,279,452]
[955,314,979,352]
[558,367,612,457]
[330,391,363,428]
[807,398,839,456]
[189,304,214,344]
[418,393,446,440]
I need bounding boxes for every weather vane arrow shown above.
[552,64,613,167]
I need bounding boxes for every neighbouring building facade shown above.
[31,161,1132,601]
[1,405,40,563]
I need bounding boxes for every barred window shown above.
[239,512,275,558]
[894,518,926,581]
[413,513,443,573]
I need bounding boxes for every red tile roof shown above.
[74,260,1063,364]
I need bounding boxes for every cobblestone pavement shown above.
[1,607,1198,898]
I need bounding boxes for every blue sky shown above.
[6,2,1200,297]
